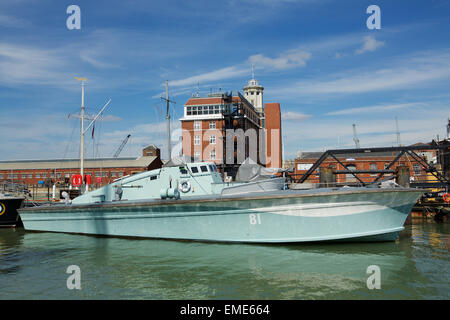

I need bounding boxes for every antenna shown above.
[352,124,360,148]
[447,116,450,140]
[160,80,176,160]
[395,117,402,146]
[153,103,164,117]
[251,64,255,80]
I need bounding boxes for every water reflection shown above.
[0,222,448,299]
[0,228,25,274]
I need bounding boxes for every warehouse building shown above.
[294,145,438,185]
[0,147,163,188]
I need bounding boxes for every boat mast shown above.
[75,77,87,178]
[74,77,111,191]
[161,80,175,160]
[166,81,171,161]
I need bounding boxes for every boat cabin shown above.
[72,162,225,204]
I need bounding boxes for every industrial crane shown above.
[113,134,131,158]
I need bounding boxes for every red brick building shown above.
[180,74,283,178]
[0,149,163,188]
[264,103,282,169]
[294,148,437,185]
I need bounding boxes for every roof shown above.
[185,96,242,106]
[142,144,159,150]
[298,151,403,160]
[0,156,159,170]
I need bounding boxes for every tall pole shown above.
[395,117,401,146]
[79,78,85,178]
[166,80,171,160]
[161,80,175,161]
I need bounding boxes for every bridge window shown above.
[200,165,208,173]
[179,166,188,175]
[191,166,199,174]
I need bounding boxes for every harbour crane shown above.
[113,134,131,158]
[352,124,361,148]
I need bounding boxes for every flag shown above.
[91,124,95,139]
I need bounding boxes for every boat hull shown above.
[0,197,25,227]
[18,189,423,243]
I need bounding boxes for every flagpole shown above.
[74,76,111,193]
[74,77,86,179]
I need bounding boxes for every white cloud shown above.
[326,103,424,116]
[0,13,29,28]
[0,43,72,87]
[275,50,450,96]
[355,35,385,55]
[170,66,247,88]
[248,49,311,70]
[100,115,123,122]
[171,48,312,89]
[282,111,312,121]
[80,50,120,69]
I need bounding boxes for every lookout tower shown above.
[243,65,264,115]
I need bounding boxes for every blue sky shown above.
[0,0,449,160]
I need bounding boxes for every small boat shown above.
[18,160,424,243]
[0,193,25,227]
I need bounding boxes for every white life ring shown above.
[179,180,191,193]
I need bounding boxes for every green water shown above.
[0,221,448,300]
